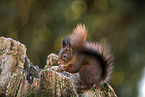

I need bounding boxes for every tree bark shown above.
[0,37,117,97]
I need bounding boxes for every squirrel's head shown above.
[58,37,73,65]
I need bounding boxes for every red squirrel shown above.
[58,24,113,93]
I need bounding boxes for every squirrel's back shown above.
[68,24,113,85]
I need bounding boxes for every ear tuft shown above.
[66,36,71,46]
[62,38,66,48]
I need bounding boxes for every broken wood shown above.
[0,37,117,97]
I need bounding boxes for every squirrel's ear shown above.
[66,36,71,46]
[62,38,66,48]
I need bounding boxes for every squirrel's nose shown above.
[58,61,61,64]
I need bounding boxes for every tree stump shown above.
[0,37,117,97]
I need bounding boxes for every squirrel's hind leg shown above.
[76,80,93,94]
[76,83,93,94]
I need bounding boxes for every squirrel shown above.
[58,24,113,93]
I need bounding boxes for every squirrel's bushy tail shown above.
[70,24,113,85]
[70,24,87,51]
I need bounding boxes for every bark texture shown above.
[0,37,117,97]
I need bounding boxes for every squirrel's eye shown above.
[63,54,67,59]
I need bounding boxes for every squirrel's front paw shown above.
[57,65,67,72]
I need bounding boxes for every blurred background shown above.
[0,0,145,97]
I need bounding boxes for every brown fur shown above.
[58,24,113,93]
